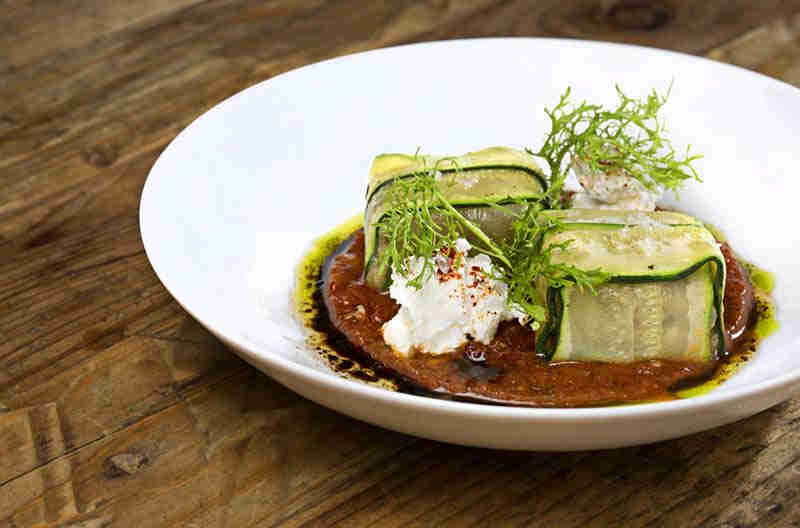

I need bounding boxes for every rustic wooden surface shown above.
[2,1,800,526]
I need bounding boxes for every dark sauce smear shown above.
[720,242,755,345]
[309,233,426,395]
[310,229,757,407]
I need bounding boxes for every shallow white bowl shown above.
[140,38,800,450]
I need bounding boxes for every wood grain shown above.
[0,405,77,526]
[2,1,800,526]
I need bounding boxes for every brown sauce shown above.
[721,242,755,342]
[316,229,755,407]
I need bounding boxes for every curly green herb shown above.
[530,85,702,206]
[375,85,699,324]
[375,159,511,289]
[493,201,609,324]
[375,161,609,325]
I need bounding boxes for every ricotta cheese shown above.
[382,239,518,356]
[570,156,660,211]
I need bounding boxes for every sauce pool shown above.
[295,220,778,407]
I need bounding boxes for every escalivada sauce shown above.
[295,225,774,407]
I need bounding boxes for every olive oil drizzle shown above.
[294,215,408,391]
[676,266,777,399]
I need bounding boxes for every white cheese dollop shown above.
[382,239,519,356]
[570,156,660,211]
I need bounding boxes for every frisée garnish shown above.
[374,160,609,327]
[531,85,702,205]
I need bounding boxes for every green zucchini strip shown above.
[538,210,726,363]
[363,147,546,289]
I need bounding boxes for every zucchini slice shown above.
[538,210,726,363]
[364,147,546,289]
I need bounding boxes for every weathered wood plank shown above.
[0,148,190,391]
[571,402,800,527]
[697,456,800,527]
[0,457,78,527]
[416,0,800,54]
[2,2,800,527]
[0,404,66,484]
[1,351,798,528]
[0,0,206,69]
[0,367,421,528]
[707,10,800,86]
[3,335,246,453]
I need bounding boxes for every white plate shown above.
[140,38,800,450]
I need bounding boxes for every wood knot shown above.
[103,452,149,479]
[606,0,671,31]
[23,226,65,250]
[82,145,118,168]
[0,114,17,132]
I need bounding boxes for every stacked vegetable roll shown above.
[537,210,725,362]
[364,148,726,364]
[364,147,546,289]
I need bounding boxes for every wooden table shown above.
[3,1,800,526]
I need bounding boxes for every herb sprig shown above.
[494,201,609,323]
[375,160,511,289]
[531,85,702,206]
[375,162,609,325]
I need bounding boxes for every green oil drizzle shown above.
[294,215,398,390]
[675,264,778,399]
[294,214,363,319]
[752,291,779,341]
[743,264,778,339]
[748,265,776,294]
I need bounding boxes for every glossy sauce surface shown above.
[321,230,730,407]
